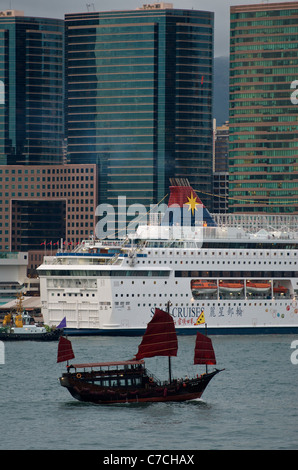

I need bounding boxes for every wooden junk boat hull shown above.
[58,308,222,405]
[59,368,220,404]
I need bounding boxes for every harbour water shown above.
[1,334,298,450]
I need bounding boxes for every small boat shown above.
[0,295,64,341]
[273,285,288,294]
[58,307,223,404]
[246,281,271,293]
[219,281,244,293]
[191,280,217,294]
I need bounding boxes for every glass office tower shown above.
[65,3,214,210]
[229,2,298,214]
[0,10,64,165]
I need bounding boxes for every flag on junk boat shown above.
[195,310,205,325]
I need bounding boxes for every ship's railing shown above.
[40,231,298,265]
[0,252,21,259]
[145,368,162,386]
[203,227,298,240]
[40,256,57,265]
[211,213,298,233]
[150,211,298,233]
[41,214,298,265]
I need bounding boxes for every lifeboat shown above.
[246,281,271,293]
[219,281,244,293]
[273,285,288,294]
[191,280,217,294]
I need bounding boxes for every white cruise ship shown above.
[38,181,298,335]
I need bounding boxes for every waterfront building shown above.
[65,2,214,210]
[0,9,64,165]
[229,2,298,214]
[0,164,97,273]
[0,252,28,305]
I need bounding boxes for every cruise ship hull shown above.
[38,246,298,336]
[37,183,298,336]
[63,325,298,336]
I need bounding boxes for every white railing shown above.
[211,213,298,234]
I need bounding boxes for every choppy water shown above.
[1,334,298,450]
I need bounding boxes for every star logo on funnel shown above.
[185,192,199,215]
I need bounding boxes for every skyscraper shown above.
[0,9,64,165]
[0,10,96,275]
[0,164,97,271]
[229,2,298,214]
[65,3,214,211]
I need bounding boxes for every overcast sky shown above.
[0,0,293,56]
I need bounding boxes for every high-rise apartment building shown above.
[0,10,64,165]
[229,2,298,214]
[65,3,214,210]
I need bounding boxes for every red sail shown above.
[57,336,75,363]
[135,308,178,359]
[194,332,216,365]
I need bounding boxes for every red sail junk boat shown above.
[58,308,222,404]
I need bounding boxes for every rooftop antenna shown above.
[86,3,95,11]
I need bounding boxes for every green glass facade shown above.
[229,3,298,214]
[0,13,64,165]
[65,6,214,210]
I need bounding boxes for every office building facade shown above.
[65,3,214,210]
[213,120,229,213]
[0,10,64,165]
[213,120,229,173]
[229,2,298,214]
[0,164,97,273]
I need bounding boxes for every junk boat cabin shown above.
[65,360,148,392]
